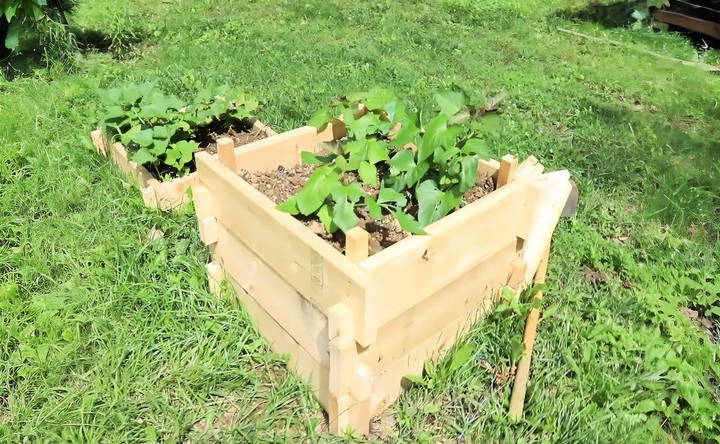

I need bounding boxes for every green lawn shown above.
[1,0,719,442]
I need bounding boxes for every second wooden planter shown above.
[90,119,276,210]
[191,124,572,434]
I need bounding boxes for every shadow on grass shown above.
[556,1,643,28]
[573,98,720,232]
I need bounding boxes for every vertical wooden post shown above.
[90,130,107,156]
[217,137,236,172]
[509,245,550,422]
[345,226,370,263]
[497,154,518,187]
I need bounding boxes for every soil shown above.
[240,164,496,254]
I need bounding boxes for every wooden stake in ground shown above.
[509,246,550,422]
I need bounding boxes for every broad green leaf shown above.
[367,139,390,164]
[405,160,430,187]
[308,107,332,129]
[394,210,427,235]
[389,149,415,171]
[152,125,173,139]
[131,128,155,147]
[378,188,407,207]
[301,151,336,165]
[150,138,169,155]
[364,88,396,110]
[459,156,479,192]
[120,125,141,145]
[332,198,359,232]
[347,113,378,141]
[296,167,336,215]
[416,179,444,226]
[391,121,419,147]
[132,148,156,166]
[276,196,299,215]
[365,195,382,219]
[448,343,475,373]
[343,139,367,155]
[418,115,447,163]
[435,90,465,118]
[5,19,20,51]
[331,181,364,202]
[173,140,198,165]
[317,204,338,233]
[358,161,378,187]
[439,125,463,148]
[462,138,490,158]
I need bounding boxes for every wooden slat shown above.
[345,227,369,262]
[232,126,321,173]
[497,154,518,187]
[520,170,571,282]
[359,240,517,372]
[214,224,329,364]
[224,274,330,408]
[217,137,236,171]
[359,178,532,329]
[366,292,497,417]
[195,152,374,346]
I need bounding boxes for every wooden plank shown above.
[477,158,500,180]
[359,240,517,372]
[217,137,236,171]
[196,152,374,346]
[359,178,532,329]
[497,154,518,187]
[345,227,369,263]
[214,224,329,364]
[90,130,107,155]
[366,292,498,418]
[520,170,571,282]
[224,274,330,409]
[232,126,321,173]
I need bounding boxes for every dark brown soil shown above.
[240,165,496,254]
[202,125,268,155]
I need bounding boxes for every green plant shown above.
[1,0,70,53]
[98,83,258,177]
[277,89,491,234]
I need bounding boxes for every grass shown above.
[1,0,719,441]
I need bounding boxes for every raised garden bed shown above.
[191,122,572,434]
[90,119,276,210]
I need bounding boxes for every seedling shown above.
[98,83,258,178]
[277,89,492,234]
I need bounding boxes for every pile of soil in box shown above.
[240,164,496,255]
[201,125,268,155]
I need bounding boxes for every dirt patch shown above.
[681,306,718,343]
[367,415,398,441]
[581,267,609,286]
[239,164,496,254]
[202,125,268,155]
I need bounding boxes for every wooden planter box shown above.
[191,123,572,434]
[89,120,276,210]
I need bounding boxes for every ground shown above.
[1,0,719,442]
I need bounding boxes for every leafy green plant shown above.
[1,0,70,53]
[98,83,258,177]
[277,89,492,234]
